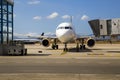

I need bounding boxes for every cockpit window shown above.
[57,26,72,30]
[65,27,69,29]
[65,27,72,29]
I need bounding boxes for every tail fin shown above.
[41,32,44,36]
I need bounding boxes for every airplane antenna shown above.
[70,16,73,24]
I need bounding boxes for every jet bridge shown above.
[88,18,120,41]
[89,18,120,36]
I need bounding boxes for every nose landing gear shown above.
[63,43,68,52]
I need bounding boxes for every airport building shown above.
[0,0,14,44]
[88,18,120,37]
[0,0,27,55]
[88,18,120,41]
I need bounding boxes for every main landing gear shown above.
[76,38,86,52]
[76,43,86,52]
[52,44,58,49]
[79,38,86,50]
[51,39,58,49]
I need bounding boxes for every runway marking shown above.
[0,73,120,80]
[87,53,104,55]
[61,51,67,55]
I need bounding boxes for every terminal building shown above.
[0,0,14,44]
[88,18,120,40]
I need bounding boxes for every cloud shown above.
[33,16,41,20]
[44,32,55,36]
[28,0,40,5]
[47,12,59,19]
[14,32,40,38]
[25,32,40,37]
[14,33,25,37]
[14,33,28,38]
[81,15,89,20]
[62,15,70,19]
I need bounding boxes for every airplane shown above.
[38,22,95,51]
[14,38,41,44]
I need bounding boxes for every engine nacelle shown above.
[42,39,50,47]
[86,38,95,47]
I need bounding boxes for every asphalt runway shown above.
[0,44,120,80]
[0,57,120,74]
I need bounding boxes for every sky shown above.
[14,0,120,37]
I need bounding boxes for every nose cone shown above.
[56,29,75,43]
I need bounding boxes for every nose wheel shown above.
[63,43,68,51]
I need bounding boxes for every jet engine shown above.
[42,39,50,47]
[86,38,95,47]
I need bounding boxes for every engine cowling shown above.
[86,38,95,47]
[42,39,50,47]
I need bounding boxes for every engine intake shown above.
[42,39,50,47]
[87,38,95,47]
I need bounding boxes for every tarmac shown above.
[26,43,120,57]
[0,43,120,80]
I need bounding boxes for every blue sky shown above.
[14,0,120,37]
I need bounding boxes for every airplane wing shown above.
[38,35,57,39]
[28,32,57,39]
[13,38,41,44]
[28,33,59,49]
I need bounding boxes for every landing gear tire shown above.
[56,45,58,49]
[52,45,55,49]
[76,43,79,52]
[80,45,86,50]
[52,45,58,49]
[64,48,68,52]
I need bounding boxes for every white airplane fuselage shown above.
[56,22,76,43]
